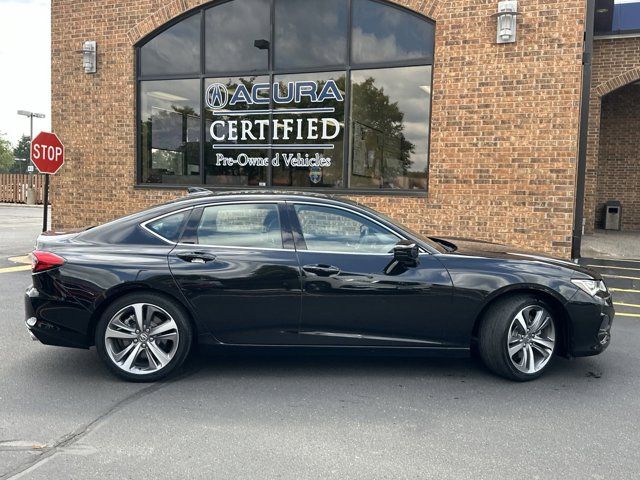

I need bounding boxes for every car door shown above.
[168,201,302,345]
[289,201,454,347]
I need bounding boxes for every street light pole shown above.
[17,110,45,197]
[29,115,33,185]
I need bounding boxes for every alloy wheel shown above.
[104,303,180,375]
[506,305,556,374]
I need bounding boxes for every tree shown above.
[0,136,14,173]
[12,135,31,173]
[350,77,415,179]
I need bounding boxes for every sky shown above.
[0,0,51,146]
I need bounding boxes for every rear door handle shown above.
[177,252,217,264]
[302,264,341,276]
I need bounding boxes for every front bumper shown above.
[565,288,615,357]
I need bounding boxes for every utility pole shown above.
[17,110,45,202]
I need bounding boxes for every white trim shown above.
[139,198,428,257]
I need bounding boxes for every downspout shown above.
[571,0,595,260]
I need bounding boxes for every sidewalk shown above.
[582,230,640,259]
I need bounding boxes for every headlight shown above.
[571,279,608,297]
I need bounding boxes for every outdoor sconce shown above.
[79,41,97,73]
[494,0,519,44]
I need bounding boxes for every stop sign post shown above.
[30,132,65,232]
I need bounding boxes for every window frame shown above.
[135,0,435,196]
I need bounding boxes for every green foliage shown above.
[11,135,31,173]
[0,136,15,173]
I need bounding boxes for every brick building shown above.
[49,0,640,258]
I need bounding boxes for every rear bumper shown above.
[24,285,92,349]
[565,289,615,357]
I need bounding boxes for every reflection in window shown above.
[205,76,270,187]
[350,65,431,190]
[146,211,189,242]
[352,0,435,64]
[271,72,346,188]
[205,0,270,73]
[140,80,201,184]
[274,0,348,69]
[138,0,435,192]
[197,204,282,248]
[140,14,200,76]
[294,204,399,253]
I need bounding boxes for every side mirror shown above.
[393,240,419,266]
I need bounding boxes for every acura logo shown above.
[205,83,229,110]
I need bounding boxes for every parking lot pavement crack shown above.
[0,365,200,480]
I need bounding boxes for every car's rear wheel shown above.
[95,293,192,382]
[478,295,557,381]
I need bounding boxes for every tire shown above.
[95,292,193,382]
[478,294,557,381]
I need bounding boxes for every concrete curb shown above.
[0,203,48,209]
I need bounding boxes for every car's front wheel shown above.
[95,293,193,382]
[478,295,557,381]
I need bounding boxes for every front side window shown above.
[294,204,400,253]
[137,0,434,193]
[196,204,283,248]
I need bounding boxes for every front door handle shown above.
[177,252,217,264]
[302,264,341,276]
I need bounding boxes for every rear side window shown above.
[145,211,189,242]
[196,204,282,249]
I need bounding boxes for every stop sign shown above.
[31,132,65,174]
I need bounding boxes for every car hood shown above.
[432,237,600,279]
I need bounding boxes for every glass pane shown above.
[204,76,270,187]
[205,0,270,73]
[197,204,282,248]
[294,204,399,253]
[140,80,201,185]
[147,211,189,242]
[613,0,640,33]
[352,0,434,64]
[140,14,200,76]
[350,65,431,190]
[271,72,346,188]
[274,0,348,69]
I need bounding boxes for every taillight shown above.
[31,251,65,273]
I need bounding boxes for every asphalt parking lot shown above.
[1,204,639,479]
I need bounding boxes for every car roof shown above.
[168,189,362,208]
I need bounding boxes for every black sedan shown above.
[25,191,614,382]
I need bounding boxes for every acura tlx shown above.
[25,190,613,382]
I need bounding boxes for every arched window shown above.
[137,0,435,192]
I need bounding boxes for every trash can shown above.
[604,200,621,231]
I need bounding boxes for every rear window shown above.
[146,211,189,242]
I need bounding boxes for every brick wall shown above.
[594,84,640,230]
[585,36,640,233]
[51,0,587,257]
